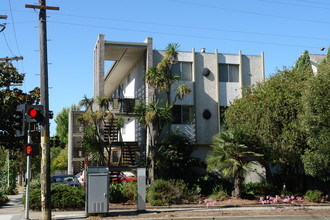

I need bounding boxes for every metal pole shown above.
[39,0,51,219]
[25,124,31,220]
[7,149,10,188]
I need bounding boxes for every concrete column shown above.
[94,34,105,110]
[261,51,265,82]
[144,37,153,160]
[67,108,74,175]
[239,50,243,96]
[137,168,146,211]
[215,49,220,131]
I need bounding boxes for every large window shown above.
[219,64,239,82]
[171,62,192,81]
[173,105,194,124]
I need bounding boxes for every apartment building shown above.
[68,34,265,174]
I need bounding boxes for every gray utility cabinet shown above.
[86,166,109,214]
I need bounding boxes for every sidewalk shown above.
[1,192,330,220]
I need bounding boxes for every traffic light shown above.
[26,105,44,123]
[13,104,26,137]
[25,144,39,156]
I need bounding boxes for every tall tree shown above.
[136,43,191,182]
[55,105,79,145]
[0,62,40,188]
[224,51,313,187]
[301,48,330,181]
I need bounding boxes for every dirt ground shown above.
[88,198,330,219]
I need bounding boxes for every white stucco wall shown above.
[195,52,219,145]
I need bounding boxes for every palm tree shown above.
[206,130,262,198]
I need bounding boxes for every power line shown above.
[51,13,328,41]
[171,0,330,25]
[256,0,330,9]
[49,20,320,49]
[2,32,14,56]
[298,0,330,6]
[8,0,22,56]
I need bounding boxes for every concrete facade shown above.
[92,34,265,161]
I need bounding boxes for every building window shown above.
[219,64,239,82]
[173,105,194,124]
[112,150,120,163]
[220,106,228,125]
[171,62,192,81]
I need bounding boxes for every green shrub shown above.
[24,183,85,210]
[147,179,197,206]
[242,182,275,196]
[209,185,228,201]
[109,183,124,203]
[0,189,8,206]
[305,190,323,202]
[122,182,137,203]
[51,184,85,210]
[147,179,178,206]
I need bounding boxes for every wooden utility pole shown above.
[25,1,59,220]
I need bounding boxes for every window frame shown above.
[219,64,239,82]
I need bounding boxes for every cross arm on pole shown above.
[25,4,60,11]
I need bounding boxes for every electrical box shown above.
[86,166,109,214]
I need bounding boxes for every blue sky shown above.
[1,0,329,135]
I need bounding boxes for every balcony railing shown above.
[110,98,140,114]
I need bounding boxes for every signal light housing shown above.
[26,105,44,123]
[25,144,39,156]
[13,104,26,137]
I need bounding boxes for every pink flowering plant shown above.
[260,194,304,210]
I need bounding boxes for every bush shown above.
[109,182,137,204]
[0,189,8,206]
[109,183,124,203]
[305,190,323,202]
[242,182,275,196]
[24,183,85,210]
[147,179,197,206]
[209,184,228,201]
[122,182,137,203]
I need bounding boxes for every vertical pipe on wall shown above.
[215,49,220,131]
[192,48,197,143]
[261,51,265,82]
[239,50,243,96]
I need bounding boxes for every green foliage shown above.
[305,189,323,202]
[301,49,330,181]
[225,52,314,186]
[0,189,8,206]
[109,182,137,203]
[25,183,85,210]
[51,147,68,172]
[155,130,201,182]
[0,62,40,149]
[147,179,196,206]
[207,130,262,197]
[242,182,275,196]
[122,182,137,203]
[0,155,18,192]
[209,184,228,201]
[54,106,79,145]
[109,183,124,203]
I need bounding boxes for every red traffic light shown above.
[28,108,38,118]
[26,105,43,123]
[25,144,39,156]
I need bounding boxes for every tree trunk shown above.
[233,175,242,198]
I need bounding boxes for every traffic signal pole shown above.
[25,124,32,220]
[25,2,59,219]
